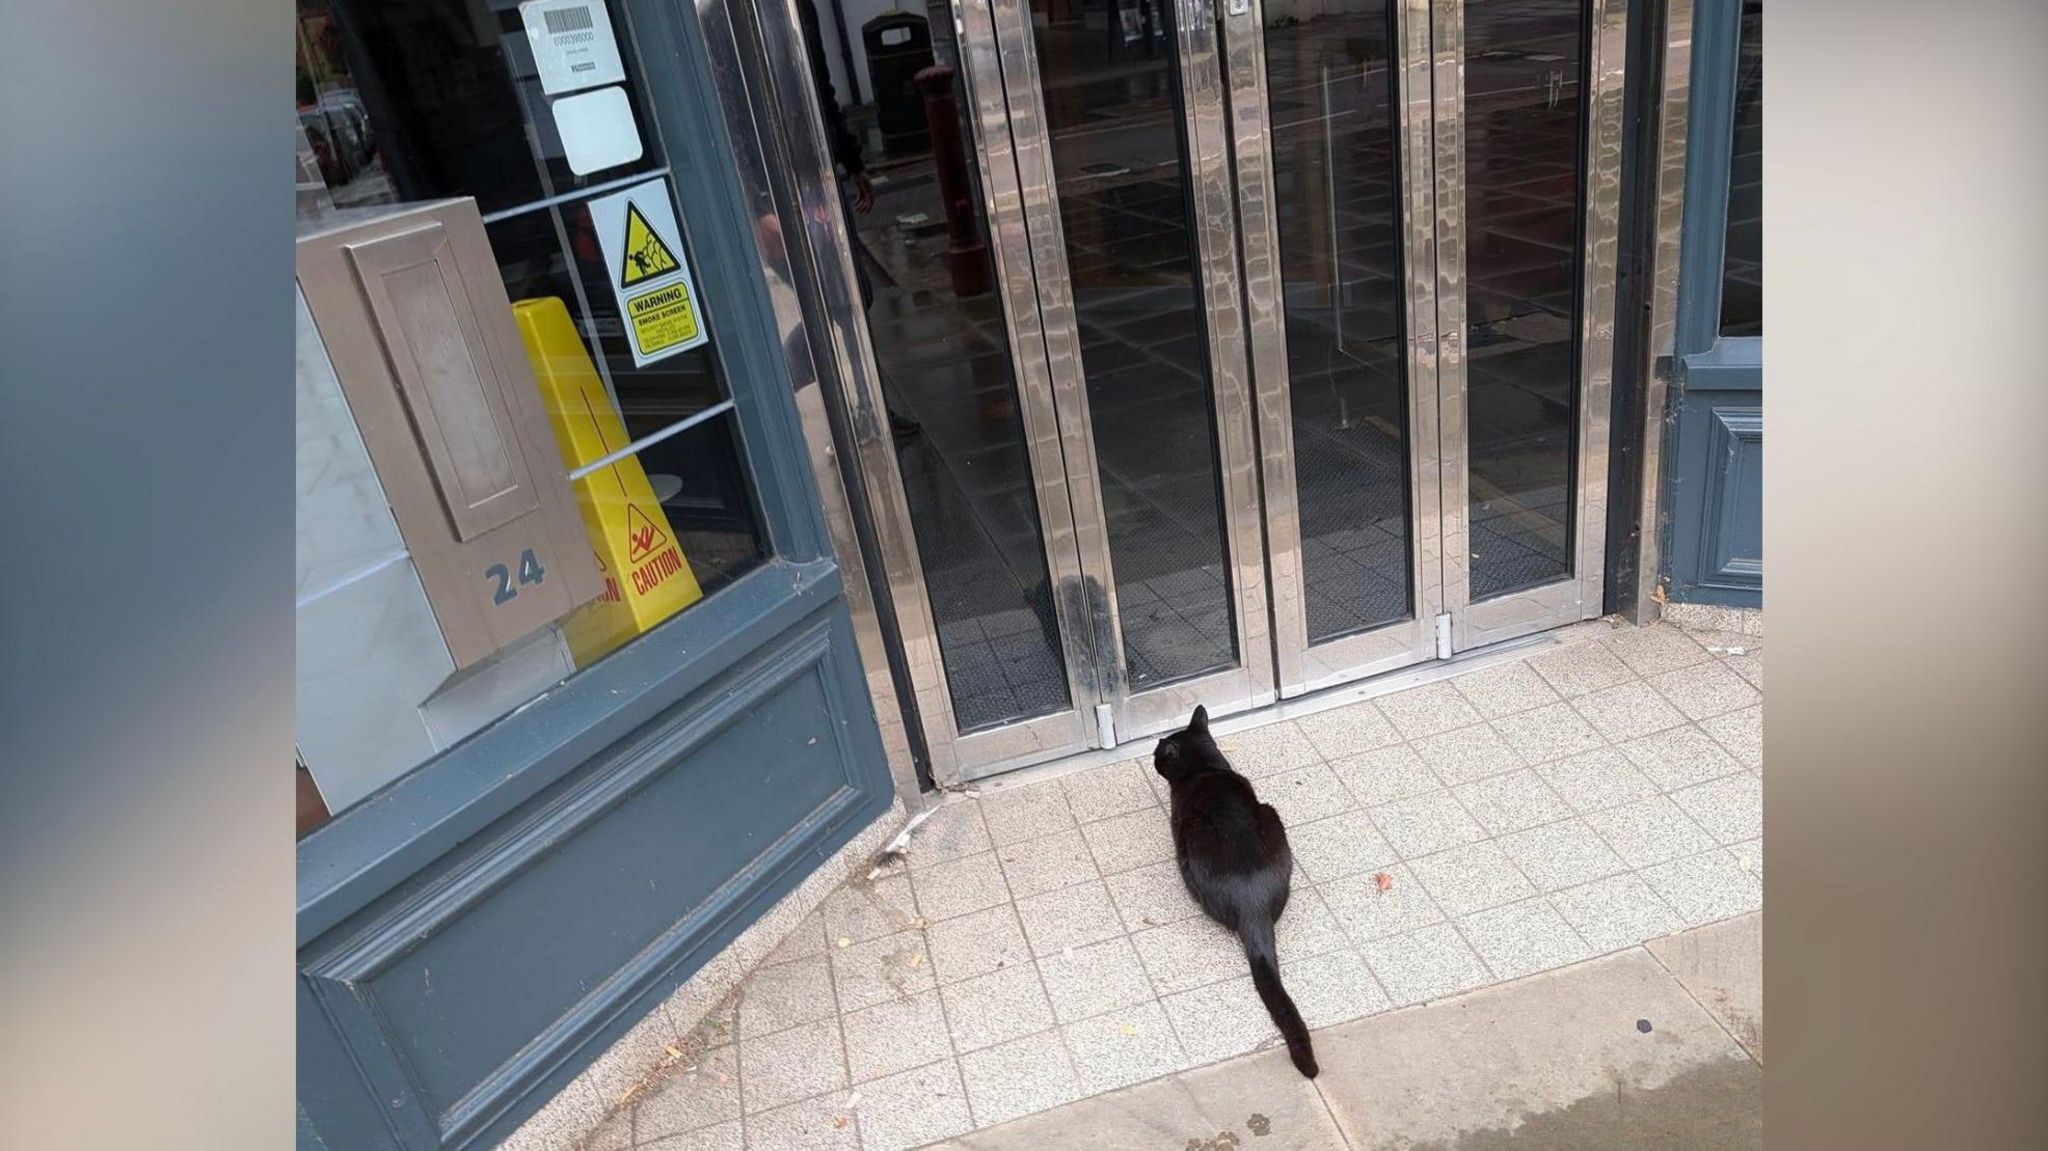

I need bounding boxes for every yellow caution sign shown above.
[619,202,681,286]
[513,296,702,667]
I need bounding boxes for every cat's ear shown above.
[1190,705,1209,734]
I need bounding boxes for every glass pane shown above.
[1032,1,1239,690]
[294,0,769,828]
[295,0,660,215]
[796,0,1073,732]
[1719,0,1762,337]
[1264,2,1415,644]
[1463,0,1585,601]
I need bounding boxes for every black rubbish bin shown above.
[863,13,934,157]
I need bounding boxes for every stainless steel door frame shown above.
[986,0,1279,748]
[937,0,1108,779]
[768,0,1107,788]
[1433,0,1628,651]
[1225,0,1448,699]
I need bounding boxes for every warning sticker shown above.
[587,179,711,366]
[619,203,681,286]
[623,281,702,359]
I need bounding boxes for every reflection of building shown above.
[293,1,1761,1148]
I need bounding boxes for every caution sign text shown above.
[625,280,701,359]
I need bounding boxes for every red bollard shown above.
[913,64,991,299]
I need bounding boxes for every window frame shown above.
[1673,0,1762,377]
[296,0,840,944]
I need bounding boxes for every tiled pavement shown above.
[919,913,1763,1150]
[582,619,1762,1151]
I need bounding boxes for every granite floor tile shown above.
[852,1059,975,1151]
[1014,880,1125,959]
[956,1028,1084,1129]
[1495,818,1629,892]
[922,905,1030,987]
[1368,790,1487,859]
[842,988,953,1084]
[1078,807,1177,876]
[908,850,1013,924]
[1294,700,1403,761]
[1548,872,1684,953]
[1360,922,1493,1006]
[976,784,1079,847]
[1450,659,1562,720]
[1406,840,1537,917]
[1320,864,1446,944]
[1412,722,1527,786]
[1286,809,1399,884]
[1457,896,1594,980]
[1059,1000,1188,1094]
[1328,743,1442,808]
[1584,795,1719,868]
[739,1017,847,1114]
[1490,701,1611,766]
[1037,935,1157,1024]
[938,962,1054,1053]
[993,828,1098,899]
[1376,681,1485,740]
[1453,768,1573,835]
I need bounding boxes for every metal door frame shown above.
[1433,0,1630,652]
[1226,0,1449,699]
[978,0,1277,756]
[756,0,1108,786]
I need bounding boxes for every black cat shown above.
[1153,705,1318,1078]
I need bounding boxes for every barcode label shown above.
[543,5,595,35]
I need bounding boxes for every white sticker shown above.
[552,86,642,176]
[520,0,626,95]
[588,179,711,366]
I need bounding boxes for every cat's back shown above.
[1169,762,1269,863]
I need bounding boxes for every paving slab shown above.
[1647,911,1763,1062]
[917,1045,1347,1151]
[1312,949,1758,1150]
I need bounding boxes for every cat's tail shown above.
[1240,914,1318,1078]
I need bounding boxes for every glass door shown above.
[1222,0,1629,697]
[1226,0,1446,697]
[819,0,1628,783]
[1433,0,1627,650]
[980,0,1278,751]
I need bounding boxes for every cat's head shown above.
[1152,705,1216,784]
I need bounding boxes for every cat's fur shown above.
[1153,706,1318,1078]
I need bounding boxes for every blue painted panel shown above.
[1702,408,1762,587]
[376,647,844,1117]
[1665,390,1762,606]
[302,605,893,1150]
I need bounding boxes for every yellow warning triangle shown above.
[619,202,681,287]
[625,502,670,562]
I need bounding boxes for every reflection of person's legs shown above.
[838,180,919,441]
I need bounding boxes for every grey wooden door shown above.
[1663,0,1762,606]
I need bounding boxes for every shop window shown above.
[295,0,768,829]
[1718,0,1762,337]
